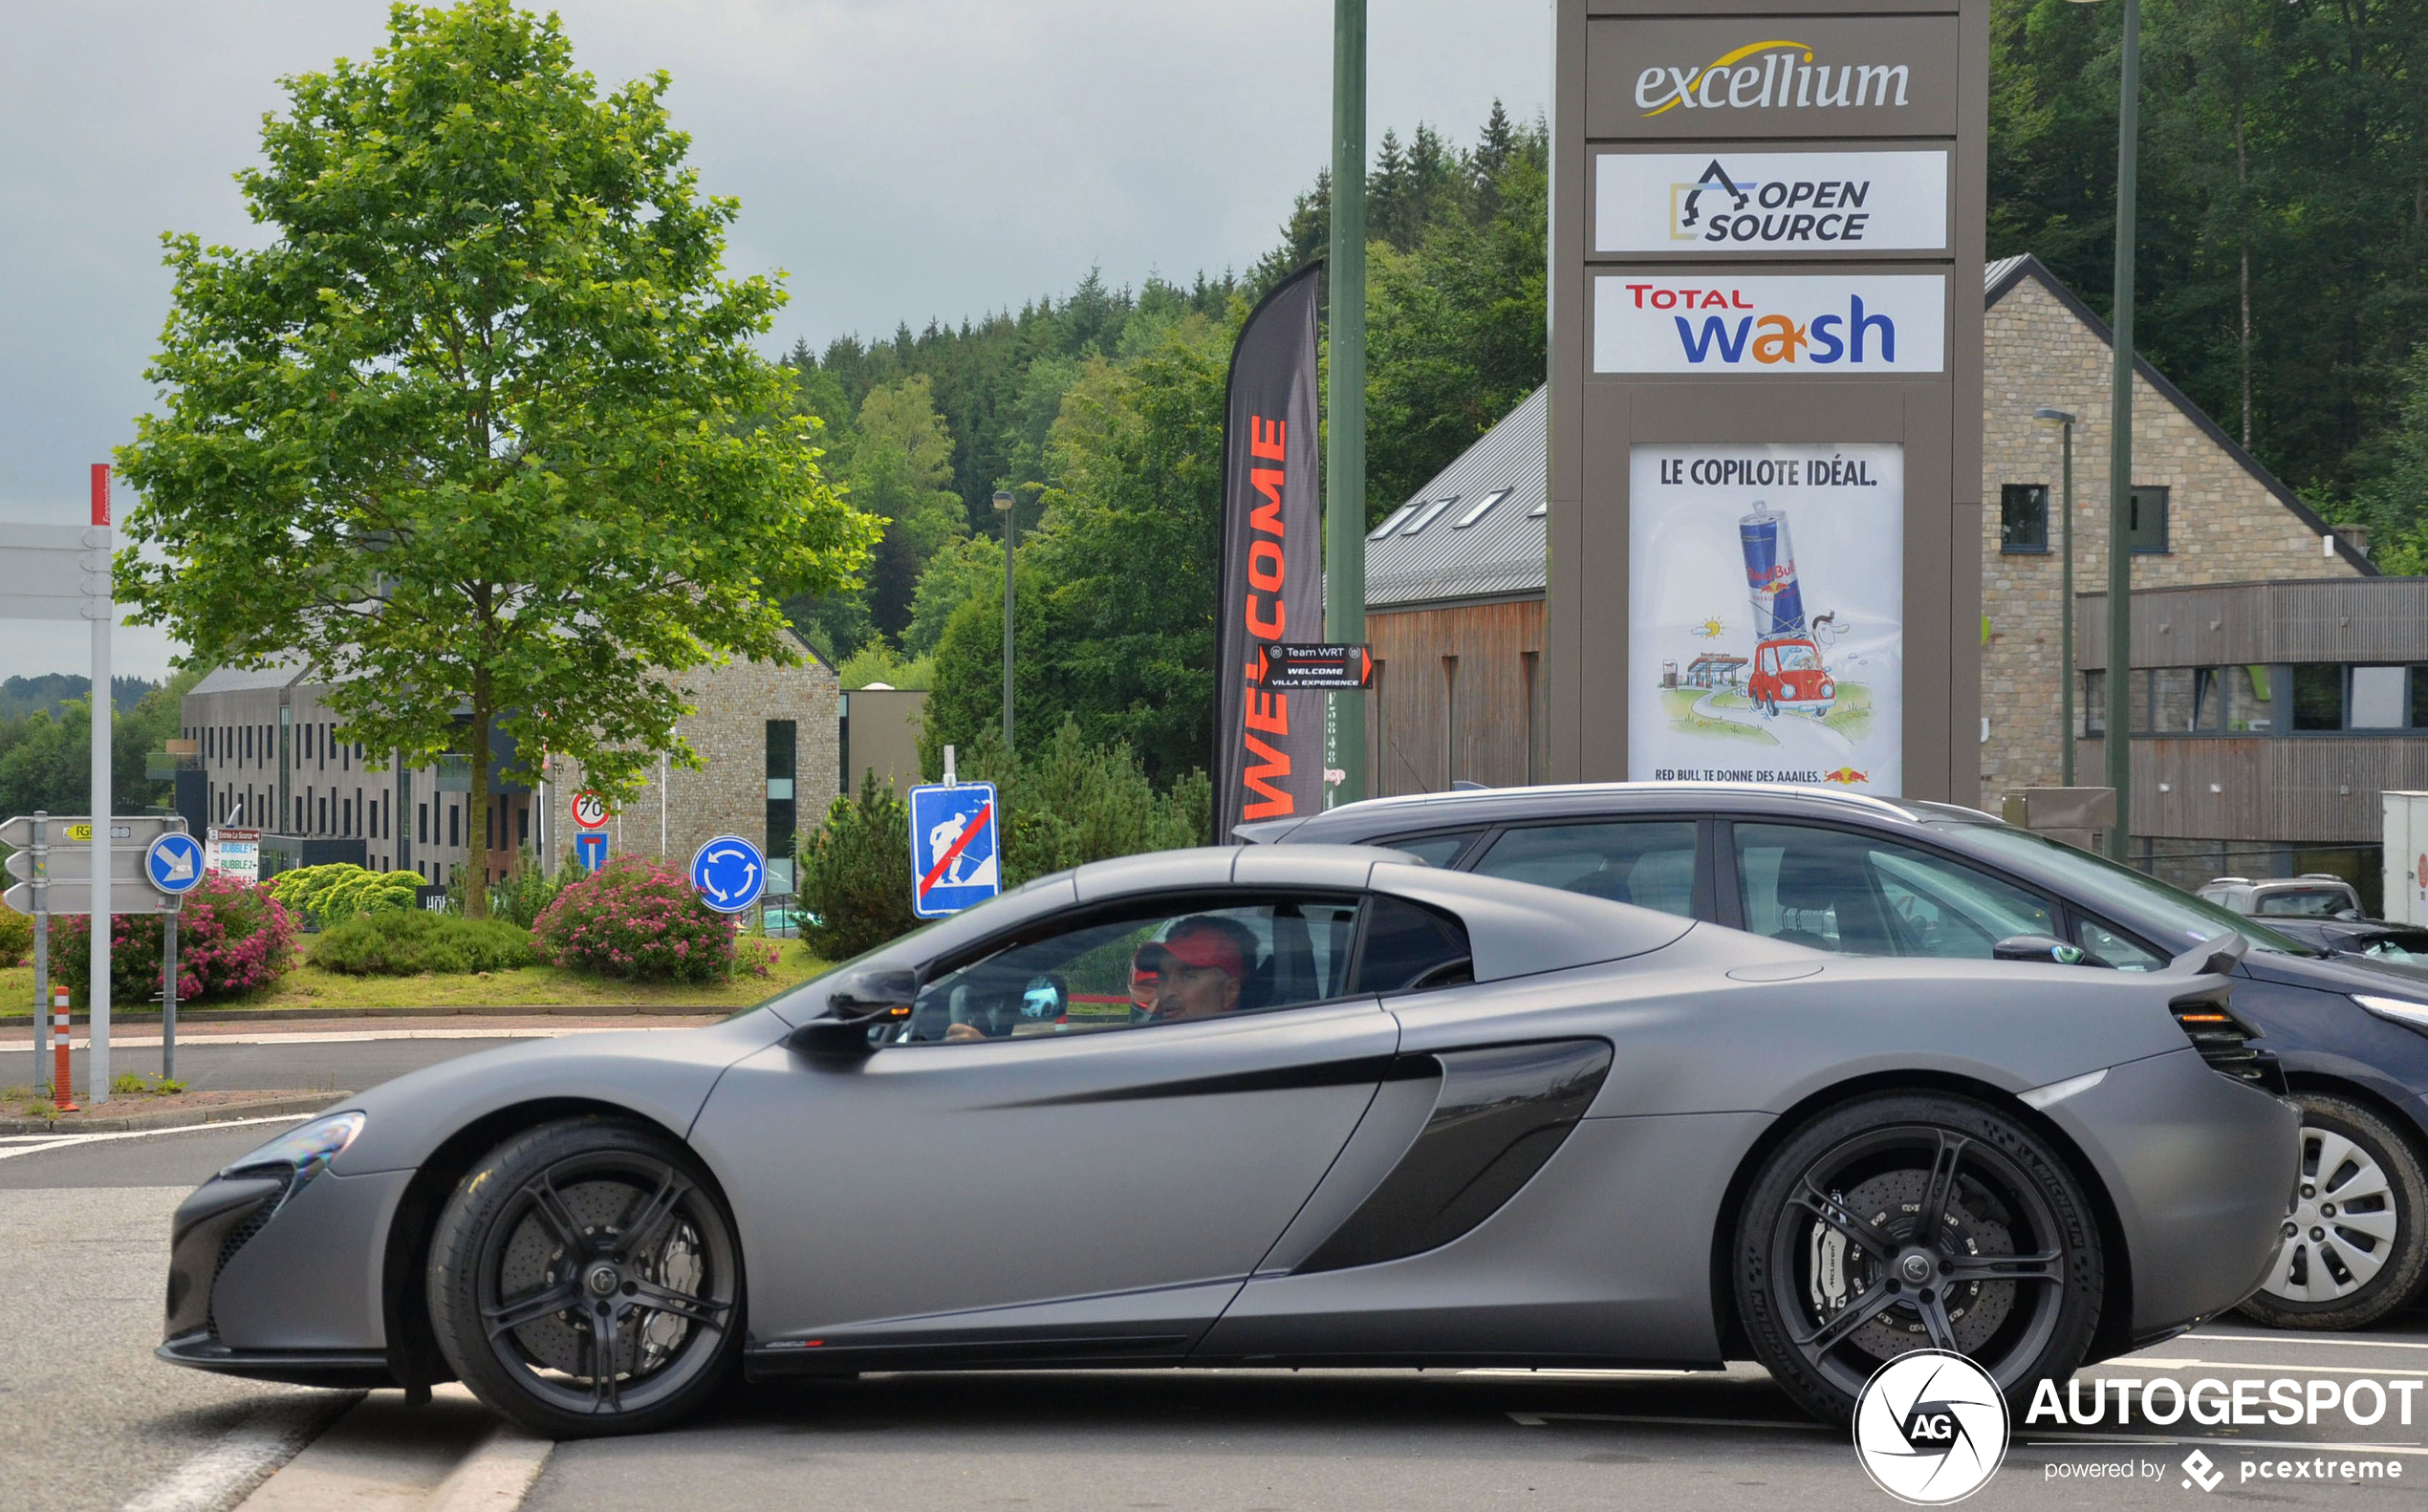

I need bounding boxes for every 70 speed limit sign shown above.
[571,789,609,831]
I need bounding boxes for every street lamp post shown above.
[2034,408,2078,786]
[1324,0,1368,806]
[992,489,1015,753]
[2075,0,2141,863]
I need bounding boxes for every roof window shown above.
[1400,497,1459,535]
[1528,498,1549,518]
[1452,489,1511,529]
[1368,504,1418,540]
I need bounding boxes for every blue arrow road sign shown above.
[689,834,766,914]
[144,832,205,896]
[574,830,609,874]
[908,782,1000,918]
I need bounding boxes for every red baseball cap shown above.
[1159,920,1247,980]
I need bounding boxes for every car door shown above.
[694,889,1396,1364]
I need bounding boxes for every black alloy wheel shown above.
[1734,1092,2103,1423]
[2238,1092,2428,1332]
[428,1117,743,1437]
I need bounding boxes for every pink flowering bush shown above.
[532,856,759,983]
[58,872,299,1005]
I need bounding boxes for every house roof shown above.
[187,659,309,697]
[1367,254,2370,609]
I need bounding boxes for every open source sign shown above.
[1596,151,1947,253]
[1593,274,1944,375]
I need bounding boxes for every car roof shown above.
[1238,782,1991,844]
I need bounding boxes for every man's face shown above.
[1130,935,1243,1021]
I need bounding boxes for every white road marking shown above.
[427,1420,554,1512]
[0,1112,312,1159]
[2183,1332,2428,1351]
[119,1394,360,1512]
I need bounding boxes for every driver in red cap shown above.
[1128,916,1257,1023]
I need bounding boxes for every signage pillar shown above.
[1548,0,1987,803]
[1325,0,1369,805]
[30,812,46,1093]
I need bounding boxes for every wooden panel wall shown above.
[2078,735,2428,843]
[1368,599,1547,797]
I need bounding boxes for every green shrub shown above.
[312,909,538,976]
[798,769,920,961]
[269,863,422,930]
[0,902,30,969]
[531,857,743,983]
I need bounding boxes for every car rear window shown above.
[1469,821,1698,917]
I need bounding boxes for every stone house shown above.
[1978,253,2372,803]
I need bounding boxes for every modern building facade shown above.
[182,636,840,894]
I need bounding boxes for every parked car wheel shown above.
[427,1116,744,1437]
[1733,1092,2103,1423]
[2238,1092,2428,1332]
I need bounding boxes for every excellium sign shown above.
[1593,274,1946,374]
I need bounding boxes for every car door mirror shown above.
[789,965,920,1057]
[1992,934,2091,966]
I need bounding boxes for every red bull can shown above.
[1739,507,1807,637]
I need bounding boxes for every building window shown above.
[2082,671,2104,737]
[1999,485,2049,553]
[1522,650,1542,785]
[2292,663,2343,730]
[2227,666,2272,732]
[766,719,798,895]
[448,802,461,849]
[2351,666,2408,729]
[2129,486,2170,554]
[1442,656,1460,788]
[418,802,428,845]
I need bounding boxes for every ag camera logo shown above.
[1854,1350,2008,1504]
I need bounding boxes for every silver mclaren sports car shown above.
[160,845,2299,1436]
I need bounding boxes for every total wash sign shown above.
[1594,274,1945,376]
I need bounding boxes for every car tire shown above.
[1733,1091,2103,1425]
[427,1115,744,1437]
[2237,1092,2428,1332]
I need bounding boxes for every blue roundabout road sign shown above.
[689,834,766,914]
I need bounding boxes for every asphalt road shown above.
[7,1041,2427,1511]
[0,1029,581,1097]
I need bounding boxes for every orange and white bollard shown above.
[51,985,76,1112]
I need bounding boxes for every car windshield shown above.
[1772,645,1821,671]
[1930,823,2313,957]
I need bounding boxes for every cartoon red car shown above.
[1749,635,1834,716]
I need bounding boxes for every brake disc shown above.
[498,1177,692,1378]
[1808,1168,2016,1359]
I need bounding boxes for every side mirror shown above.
[788,965,919,1057]
[1993,934,2090,965]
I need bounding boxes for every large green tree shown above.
[115,1,873,917]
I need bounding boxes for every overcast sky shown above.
[1,1,1550,680]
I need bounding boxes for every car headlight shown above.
[2352,994,2428,1035]
[221,1111,366,1192]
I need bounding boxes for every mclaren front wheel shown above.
[427,1116,743,1437]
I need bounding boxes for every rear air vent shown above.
[2170,988,2274,1089]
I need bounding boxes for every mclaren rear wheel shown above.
[1733,1092,2103,1424]
[2238,1092,2428,1332]
[428,1116,743,1437]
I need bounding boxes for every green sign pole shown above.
[1324,0,1368,807]
[2103,0,2140,863]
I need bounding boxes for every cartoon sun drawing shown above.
[1690,616,1727,639]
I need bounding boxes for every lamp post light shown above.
[2072,0,2140,862]
[992,489,1016,753]
[2033,408,2079,786]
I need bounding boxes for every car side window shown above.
[2073,918,2166,971]
[1469,821,1698,918]
[902,896,1359,1044]
[1354,895,1474,992]
[1732,823,2057,959]
[1376,830,1483,867]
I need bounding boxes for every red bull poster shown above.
[1629,443,1903,794]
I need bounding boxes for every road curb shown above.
[0,1090,350,1135]
[0,1002,731,1024]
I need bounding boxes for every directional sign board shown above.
[689,834,766,914]
[145,832,206,896]
[571,789,609,831]
[2,813,188,915]
[908,782,1001,918]
[574,830,609,874]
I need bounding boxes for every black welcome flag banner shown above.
[1214,263,1325,838]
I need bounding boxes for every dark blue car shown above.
[1245,782,2428,1330]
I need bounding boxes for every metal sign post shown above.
[29,812,47,1097]
[145,832,206,1080]
[88,465,112,1100]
